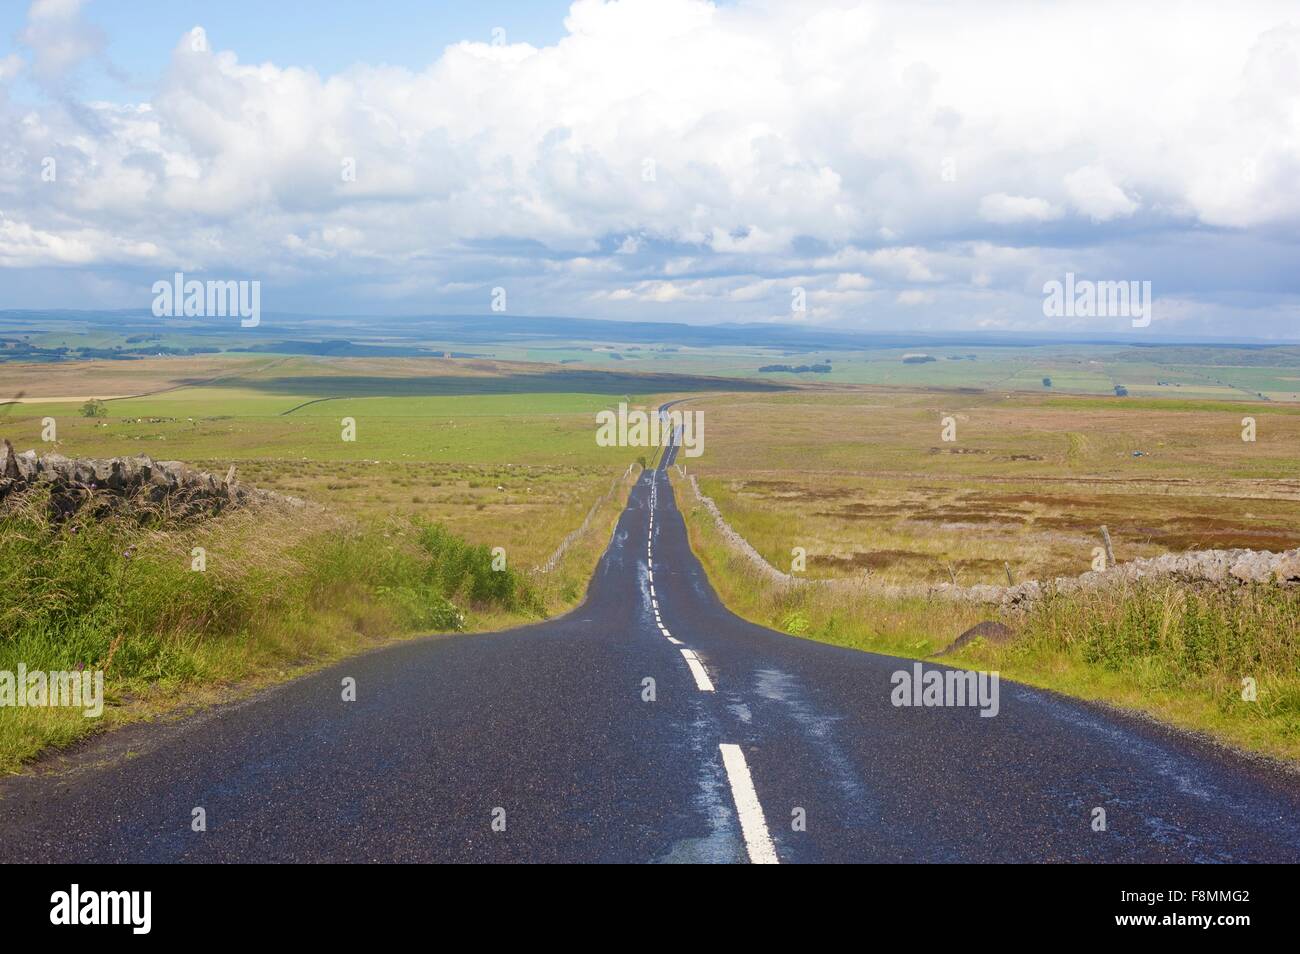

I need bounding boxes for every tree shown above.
[80,399,107,418]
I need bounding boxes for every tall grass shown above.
[976,581,1300,755]
[0,488,541,770]
[1019,581,1300,680]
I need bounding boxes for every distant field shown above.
[437,346,1300,401]
[0,354,263,401]
[683,388,1300,587]
[8,311,1300,403]
[0,355,703,571]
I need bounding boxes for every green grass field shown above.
[1,355,685,570]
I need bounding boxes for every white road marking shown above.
[679,648,715,692]
[718,744,779,865]
[650,468,691,649]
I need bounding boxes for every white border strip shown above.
[679,648,714,692]
[718,744,779,864]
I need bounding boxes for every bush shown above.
[1021,580,1300,682]
[0,494,541,684]
[412,519,540,613]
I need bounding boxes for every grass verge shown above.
[528,464,642,612]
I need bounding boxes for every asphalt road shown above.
[4,426,1300,863]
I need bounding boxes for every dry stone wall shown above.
[681,472,1300,606]
[1,442,296,520]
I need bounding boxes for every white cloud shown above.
[0,212,158,267]
[897,289,935,305]
[1064,165,1138,222]
[18,0,104,82]
[0,54,24,81]
[0,0,1297,332]
[979,193,1062,224]
[835,272,872,291]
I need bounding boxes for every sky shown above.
[0,0,1298,338]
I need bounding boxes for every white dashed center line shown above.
[718,744,779,864]
[649,463,719,687]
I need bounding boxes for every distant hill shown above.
[3,309,1299,355]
